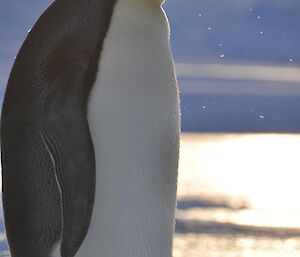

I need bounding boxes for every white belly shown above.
[75,2,180,257]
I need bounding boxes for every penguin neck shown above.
[75,1,178,257]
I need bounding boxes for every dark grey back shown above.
[1,0,117,256]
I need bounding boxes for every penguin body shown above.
[1,1,180,257]
[78,1,180,257]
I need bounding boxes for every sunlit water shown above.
[1,133,300,256]
[175,133,300,257]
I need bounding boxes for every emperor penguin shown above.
[1,0,180,257]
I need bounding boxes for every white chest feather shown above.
[75,2,180,257]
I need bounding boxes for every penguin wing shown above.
[38,16,103,257]
[40,61,96,257]
[1,1,117,257]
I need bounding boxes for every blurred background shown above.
[1,0,300,256]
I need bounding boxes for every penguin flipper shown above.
[1,0,118,255]
[41,63,96,257]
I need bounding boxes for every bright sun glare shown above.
[178,133,300,228]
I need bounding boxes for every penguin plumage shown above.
[1,1,180,257]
